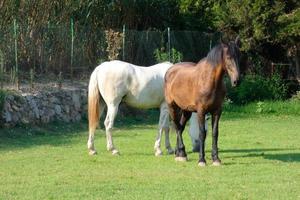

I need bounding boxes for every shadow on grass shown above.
[0,122,88,152]
[106,108,160,129]
[220,148,297,153]
[221,148,300,163]
[0,110,160,152]
[264,153,300,162]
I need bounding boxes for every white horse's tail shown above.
[88,70,101,132]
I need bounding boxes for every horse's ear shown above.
[235,36,241,48]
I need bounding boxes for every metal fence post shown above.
[0,49,4,89]
[209,38,212,50]
[167,27,171,62]
[70,18,74,80]
[122,24,126,61]
[13,19,19,89]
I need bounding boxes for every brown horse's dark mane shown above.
[203,42,240,68]
[205,44,223,68]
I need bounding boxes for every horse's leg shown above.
[189,112,200,152]
[154,102,173,156]
[87,98,106,155]
[168,104,184,160]
[154,127,173,156]
[211,109,222,166]
[104,103,120,155]
[88,129,97,155]
[189,113,210,152]
[164,126,174,154]
[154,127,163,156]
[197,110,207,167]
[162,104,174,154]
[175,110,192,161]
[154,103,165,156]
[169,104,191,161]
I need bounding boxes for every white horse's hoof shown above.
[212,161,221,166]
[175,157,188,162]
[155,149,163,156]
[112,149,119,155]
[167,148,174,154]
[89,150,97,155]
[198,162,206,167]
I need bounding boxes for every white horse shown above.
[189,113,209,152]
[87,60,204,156]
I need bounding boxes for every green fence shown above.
[0,20,221,89]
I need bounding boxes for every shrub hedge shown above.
[226,74,289,105]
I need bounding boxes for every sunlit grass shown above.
[0,102,299,200]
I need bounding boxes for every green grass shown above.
[223,99,300,117]
[0,102,300,200]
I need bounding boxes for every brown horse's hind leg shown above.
[169,103,191,161]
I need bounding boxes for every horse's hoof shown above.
[89,150,97,155]
[175,157,188,162]
[155,150,163,156]
[112,149,120,155]
[198,161,206,167]
[212,160,221,166]
[167,148,174,154]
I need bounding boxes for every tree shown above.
[211,0,300,79]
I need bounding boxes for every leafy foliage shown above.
[0,49,3,88]
[0,90,6,112]
[223,100,300,116]
[0,0,299,80]
[291,91,300,101]
[211,0,300,79]
[226,74,288,105]
[154,48,183,63]
[105,29,124,60]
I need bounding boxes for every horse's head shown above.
[222,36,241,87]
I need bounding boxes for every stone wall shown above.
[1,88,88,127]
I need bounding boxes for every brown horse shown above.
[164,37,241,166]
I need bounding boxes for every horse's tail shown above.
[88,69,101,132]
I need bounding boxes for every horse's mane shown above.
[204,42,240,68]
[205,44,223,67]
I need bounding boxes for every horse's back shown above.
[93,60,172,108]
[165,59,226,112]
[123,62,173,108]
[165,62,198,85]
[93,61,136,103]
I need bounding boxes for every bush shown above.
[291,91,300,101]
[226,74,288,105]
[154,48,183,63]
[0,89,6,112]
[268,73,288,100]
[223,100,300,116]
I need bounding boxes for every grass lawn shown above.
[0,104,299,200]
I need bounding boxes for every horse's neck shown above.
[197,62,225,90]
[213,64,225,85]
